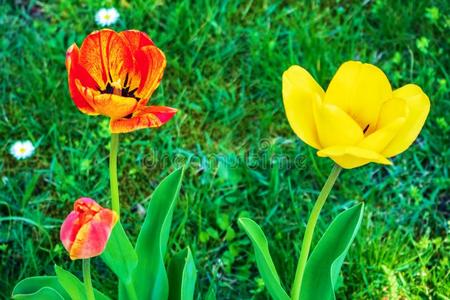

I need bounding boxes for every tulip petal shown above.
[318,146,392,169]
[358,96,409,153]
[382,84,430,157]
[313,101,364,148]
[118,30,156,92]
[324,61,392,131]
[74,197,101,210]
[75,82,138,119]
[376,98,409,129]
[134,45,166,104]
[110,106,177,133]
[358,117,406,153]
[60,211,81,254]
[92,94,138,119]
[282,65,324,149]
[69,209,118,260]
[79,29,134,90]
[66,44,98,115]
[119,30,154,51]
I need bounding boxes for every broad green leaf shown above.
[300,203,364,300]
[54,265,111,300]
[12,276,69,300]
[12,287,64,300]
[54,266,85,300]
[101,221,138,283]
[168,248,197,300]
[133,167,185,300]
[238,218,290,300]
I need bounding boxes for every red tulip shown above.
[60,198,118,260]
[66,29,177,133]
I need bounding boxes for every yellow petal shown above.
[282,65,324,149]
[313,100,364,148]
[382,84,430,157]
[318,146,392,169]
[375,98,409,129]
[324,61,392,131]
[359,117,406,152]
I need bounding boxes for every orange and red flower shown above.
[60,197,118,260]
[66,29,177,133]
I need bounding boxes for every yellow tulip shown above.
[283,61,430,169]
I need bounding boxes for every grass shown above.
[1,0,449,299]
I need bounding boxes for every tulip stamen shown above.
[110,80,123,95]
[100,83,114,94]
[124,73,129,87]
[99,73,140,101]
[363,124,369,134]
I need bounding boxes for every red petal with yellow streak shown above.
[66,44,98,115]
[119,30,154,52]
[68,209,118,260]
[110,106,177,133]
[60,198,118,260]
[60,211,81,253]
[78,29,134,90]
[134,45,166,104]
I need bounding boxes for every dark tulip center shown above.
[99,73,140,101]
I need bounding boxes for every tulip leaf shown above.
[238,218,290,300]
[101,221,138,283]
[54,265,111,300]
[133,167,185,300]
[54,266,84,300]
[299,203,364,300]
[12,287,65,300]
[12,276,69,300]
[168,247,197,300]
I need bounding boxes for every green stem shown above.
[291,164,342,300]
[83,259,95,300]
[109,133,120,217]
[108,133,137,299]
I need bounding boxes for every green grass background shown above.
[1,0,449,299]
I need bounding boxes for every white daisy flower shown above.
[95,8,120,27]
[10,141,35,160]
